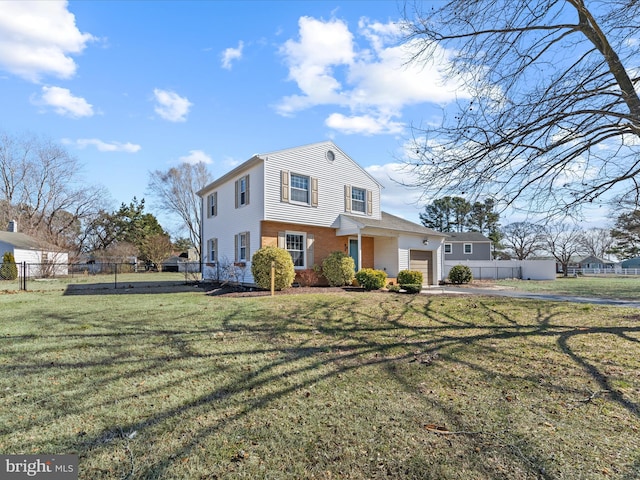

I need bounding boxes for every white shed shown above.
[0,224,69,276]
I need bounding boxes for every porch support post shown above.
[357,231,362,272]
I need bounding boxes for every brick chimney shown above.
[7,220,17,232]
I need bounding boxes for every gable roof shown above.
[445,232,491,242]
[196,140,383,197]
[0,231,44,250]
[343,211,446,237]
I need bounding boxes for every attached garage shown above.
[410,250,434,285]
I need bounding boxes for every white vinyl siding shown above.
[264,142,381,227]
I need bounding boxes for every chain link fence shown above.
[0,262,202,292]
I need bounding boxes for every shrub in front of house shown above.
[251,246,295,291]
[402,284,423,294]
[321,251,355,287]
[397,270,423,287]
[0,252,18,280]
[387,283,401,293]
[355,268,387,291]
[448,264,473,284]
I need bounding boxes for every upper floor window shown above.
[464,243,473,254]
[281,170,318,207]
[207,192,217,217]
[351,187,366,213]
[444,243,452,254]
[235,175,250,208]
[290,174,310,204]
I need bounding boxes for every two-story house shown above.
[197,141,447,286]
[443,232,493,261]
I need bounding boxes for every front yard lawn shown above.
[1,289,639,479]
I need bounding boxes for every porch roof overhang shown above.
[337,212,447,239]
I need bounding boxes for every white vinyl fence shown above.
[444,260,557,281]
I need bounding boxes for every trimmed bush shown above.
[448,264,473,284]
[321,251,355,287]
[402,284,422,294]
[355,268,387,291]
[387,283,401,293]
[397,270,423,286]
[250,246,295,291]
[0,252,18,281]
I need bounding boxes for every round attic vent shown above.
[326,149,335,162]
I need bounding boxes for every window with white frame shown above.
[444,243,452,254]
[464,243,473,254]
[286,232,306,268]
[236,232,249,262]
[290,174,310,204]
[236,175,249,208]
[208,238,218,263]
[207,192,217,217]
[351,187,366,213]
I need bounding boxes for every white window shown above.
[235,175,249,208]
[464,243,473,254]
[444,243,452,254]
[236,232,249,262]
[209,238,218,263]
[351,187,366,213]
[286,232,306,268]
[290,174,310,204]
[207,192,217,217]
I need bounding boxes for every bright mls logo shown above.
[0,455,78,479]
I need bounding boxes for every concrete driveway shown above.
[422,285,640,308]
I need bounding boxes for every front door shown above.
[349,238,359,271]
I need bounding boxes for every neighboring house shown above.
[620,257,640,269]
[578,256,615,270]
[162,251,200,273]
[197,141,447,286]
[443,232,492,261]
[0,221,69,276]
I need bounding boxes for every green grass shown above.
[1,288,639,479]
[496,276,640,300]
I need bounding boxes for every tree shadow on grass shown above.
[1,293,639,478]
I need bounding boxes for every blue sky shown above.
[0,1,611,234]
[0,0,465,233]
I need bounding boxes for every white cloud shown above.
[0,0,95,82]
[179,150,213,165]
[35,86,94,118]
[325,113,403,135]
[277,16,468,135]
[365,162,426,222]
[70,138,141,152]
[221,41,244,70]
[153,88,192,122]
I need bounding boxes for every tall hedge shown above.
[321,251,355,286]
[0,252,18,280]
[250,246,295,291]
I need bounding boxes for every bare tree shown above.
[579,227,614,259]
[140,233,173,271]
[402,1,640,217]
[0,130,107,256]
[544,223,585,276]
[147,162,212,259]
[501,222,546,260]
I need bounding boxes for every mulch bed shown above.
[202,284,365,297]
